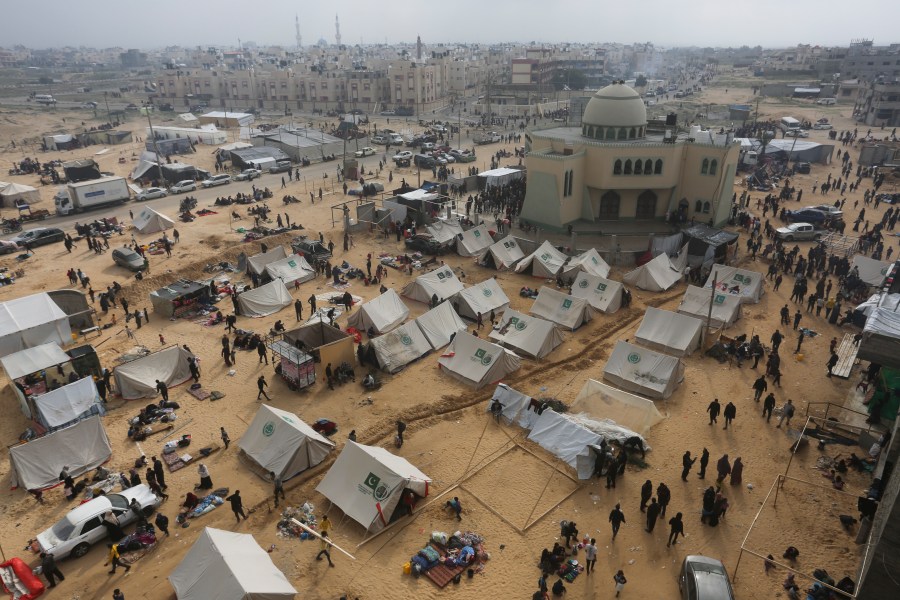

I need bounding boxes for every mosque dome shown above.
[581,82,647,141]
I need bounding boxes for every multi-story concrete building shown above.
[855,81,900,127]
[842,40,900,82]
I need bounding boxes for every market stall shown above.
[269,340,316,391]
[149,280,212,319]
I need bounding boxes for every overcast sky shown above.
[5,0,896,50]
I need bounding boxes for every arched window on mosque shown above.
[617,128,626,140]
[654,159,663,174]
[634,160,643,175]
[613,159,622,175]
[709,160,718,176]
[701,159,709,175]
[644,159,653,174]
[695,200,703,213]
[606,127,616,140]
[703,201,711,214]
[629,127,636,139]
[623,159,632,175]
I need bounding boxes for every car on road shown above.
[10,227,65,248]
[438,152,456,163]
[785,208,827,224]
[380,109,396,116]
[269,161,293,174]
[0,240,20,255]
[813,122,833,130]
[392,151,413,163]
[169,180,197,194]
[678,555,734,600]
[371,135,387,145]
[405,233,446,255]
[431,124,447,133]
[808,204,843,218]
[125,103,139,111]
[450,149,476,163]
[81,101,98,109]
[136,187,167,201]
[290,238,332,263]
[775,222,823,242]
[201,173,232,188]
[232,169,261,182]
[37,484,160,559]
[112,247,146,271]
[355,147,376,158]
[785,129,810,138]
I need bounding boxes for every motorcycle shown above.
[1,218,22,233]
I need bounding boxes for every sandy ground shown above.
[0,76,889,600]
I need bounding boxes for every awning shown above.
[0,342,70,380]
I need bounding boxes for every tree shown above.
[635,74,648,88]
[551,69,586,91]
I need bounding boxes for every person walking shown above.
[613,570,627,597]
[257,342,268,365]
[226,490,247,523]
[155,380,168,402]
[681,450,696,481]
[657,482,671,517]
[777,398,795,428]
[584,538,598,574]
[221,426,231,449]
[272,472,285,507]
[646,498,661,532]
[294,299,303,321]
[771,329,783,352]
[316,531,335,567]
[152,456,166,490]
[707,398,721,425]
[723,401,736,430]
[640,479,652,512]
[104,543,131,574]
[795,330,805,354]
[609,503,626,540]
[752,375,768,402]
[154,512,169,537]
[257,375,271,401]
[113,589,125,600]
[699,448,710,479]
[763,393,776,422]
[793,309,802,331]
[667,512,684,547]
[40,552,64,588]
[396,420,407,447]
[716,454,732,485]
[827,351,839,377]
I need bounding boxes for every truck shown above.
[474,131,502,145]
[55,176,131,216]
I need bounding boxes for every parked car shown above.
[405,233,446,255]
[808,204,843,218]
[37,485,160,559]
[439,152,456,163]
[232,169,261,181]
[371,135,387,145]
[450,149,476,163]
[785,129,809,138]
[269,161,293,174]
[168,180,197,194]
[679,555,735,600]
[136,187,167,201]
[421,142,435,151]
[201,174,232,188]
[10,227,65,248]
[392,151,413,163]
[414,154,436,168]
[775,222,823,241]
[431,124,447,133]
[112,247,146,271]
[785,209,827,224]
[355,147,376,158]
[380,109,396,116]
[794,162,811,174]
[0,240,20,254]
[290,238,332,263]
[813,122,833,130]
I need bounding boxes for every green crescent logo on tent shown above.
[481,353,493,366]
[714,294,726,304]
[281,415,295,424]
[627,352,641,364]
[540,252,552,261]
[437,271,446,280]
[562,299,573,309]
[287,259,297,267]
[263,421,276,436]
[597,283,607,292]
[473,230,481,237]
[364,472,380,491]
[400,333,413,346]
[578,279,589,288]
[373,482,389,501]
[591,257,599,264]
[482,288,492,297]
[515,320,527,331]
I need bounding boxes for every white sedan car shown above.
[136,187,167,201]
[201,174,232,188]
[37,484,160,559]
[392,151,413,162]
[813,123,833,130]
[232,169,262,181]
[355,147,376,158]
[169,180,197,194]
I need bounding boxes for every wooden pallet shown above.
[832,333,859,379]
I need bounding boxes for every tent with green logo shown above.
[569,271,623,313]
[603,340,684,400]
[515,240,568,278]
[315,441,431,533]
[561,248,611,280]
[623,252,683,292]
[634,307,703,357]
[851,255,890,289]
[489,308,564,358]
[438,332,521,389]
[479,235,525,270]
[238,404,334,481]
[264,254,316,286]
[414,301,467,349]
[363,320,432,373]
[453,278,510,321]
[677,285,742,329]
[401,266,465,305]
[457,224,493,257]
[704,265,764,304]
[346,288,409,334]
[530,286,594,331]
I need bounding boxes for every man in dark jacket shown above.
[707,398,721,425]
[226,490,247,523]
[609,504,626,539]
[680,451,695,481]
[646,498,661,533]
[40,552,64,587]
[723,402,737,430]
[640,480,653,512]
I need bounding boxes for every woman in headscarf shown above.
[197,463,213,490]
[102,511,124,542]
[730,457,744,486]
[716,454,731,485]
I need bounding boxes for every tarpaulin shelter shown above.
[401,266,465,304]
[237,280,292,318]
[489,308,564,358]
[9,416,111,490]
[571,379,665,436]
[570,272,623,313]
[0,182,40,207]
[346,289,409,334]
[515,240,568,278]
[851,255,891,288]
[858,307,900,369]
[316,442,431,533]
[438,333,520,389]
[113,345,195,400]
[634,307,703,357]
[479,236,525,270]
[265,254,316,286]
[487,383,542,429]
[530,286,594,331]
[704,264,764,304]
[414,302,467,349]
[677,285,742,329]
[603,341,684,400]
[238,404,334,481]
[283,322,355,379]
[43,134,78,151]
[169,528,298,600]
[32,377,104,430]
[130,159,162,182]
[453,278,510,321]
[561,248,611,280]
[150,280,211,318]
[63,159,102,182]
[0,293,71,355]
[133,206,174,234]
[456,224,493,257]
[247,246,288,277]
[425,219,464,246]
[478,167,525,188]
[763,139,834,164]
[1,342,76,420]
[363,321,432,373]
[527,409,602,471]
[623,252,682,292]
[682,224,739,268]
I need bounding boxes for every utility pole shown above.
[104,91,112,124]
[145,108,164,169]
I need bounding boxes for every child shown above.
[613,570,627,597]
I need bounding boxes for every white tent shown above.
[479,236,525,270]
[570,271,623,313]
[0,342,70,381]
[635,307,703,357]
[515,240,568,278]
[438,333,521,389]
[132,206,174,234]
[530,286,595,330]
[178,112,198,123]
[401,266,465,304]
[425,219,464,245]
[527,409,603,470]
[239,405,334,481]
[603,341,684,400]
[456,224,493,257]
[316,442,431,533]
[0,293,70,355]
[704,265,764,304]
[623,253,682,292]
[169,528,297,600]
[9,416,111,490]
[414,302,467,349]
[0,182,40,207]
[247,246,288,276]
[571,379,665,436]
[34,377,103,429]
[490,308,564,358]
[851,255,891,288]
[237,279,292,318]
[677,285,742,329]
[561,248,611,279]
[479,167,525,188]
[454,278,510,320]
[264,254,316,286]
[113,345,195,400]
[487,383,542,429]
[365,320,432,373]
[347,288,409,334]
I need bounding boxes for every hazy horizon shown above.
[2,0,896,51]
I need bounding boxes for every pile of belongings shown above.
[276,503,319,539]
[410,545,442,574]
[558,558,582,583]
[520,287,540,299]
[184,492,225,520]
[117,346,152,364]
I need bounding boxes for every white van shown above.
[779,117,801,134]
[816,98,837,106]
[34,94,57,105]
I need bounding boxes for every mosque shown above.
[519,82,741,233]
